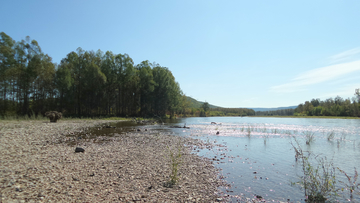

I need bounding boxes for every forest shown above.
[2,32,358,119]
[0,32,187,118]
[294,93,360,117]
[255,108,295,116]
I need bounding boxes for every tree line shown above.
[255,108,295,116]
[294,91,360,117]
[0,32,185,118]
[178,101,255,117]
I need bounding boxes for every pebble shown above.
[0,120,227,202]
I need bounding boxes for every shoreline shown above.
[0,120,228,202]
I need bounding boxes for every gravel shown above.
[0,120,227,202]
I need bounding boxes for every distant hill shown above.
[186,96,220,108]
[250,106,298,112]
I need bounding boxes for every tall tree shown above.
[0,32,16,115]
[136,60,155,116]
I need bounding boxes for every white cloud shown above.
[329,47,360,64]
[270,60,360,93]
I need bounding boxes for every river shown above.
[160,117,360,202]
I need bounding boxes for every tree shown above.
[201,102,210,112]
[1,32,187,118]
[136,60,155,116]
[0,32,16,116]
[311,98,320,107]
[152,65,182,117]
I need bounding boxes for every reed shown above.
[291,138,337,202]
[327,131,335,141]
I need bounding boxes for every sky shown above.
[1,0,360,108]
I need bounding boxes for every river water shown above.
[160,117,360,202]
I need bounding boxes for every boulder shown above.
[45,111,62,122]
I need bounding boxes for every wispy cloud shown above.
[270,60,360,93]
[329,47,360,64]
[318,83,360,99]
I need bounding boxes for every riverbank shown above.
[0,120,227,202]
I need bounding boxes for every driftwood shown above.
[45,111,62,122]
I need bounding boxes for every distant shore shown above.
[0,119,226,202]
[249,115,360,119]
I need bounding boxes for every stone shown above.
[75,147,85,153]
[45,111,62,122]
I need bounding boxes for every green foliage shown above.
[186,96,219,108]
[291,138,337,202]
[295,93,360,117]
[0,32,186,118]
[164,144,182,187]
[255,108,295,116]
[201,102,210,112]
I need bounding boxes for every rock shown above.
[75,147,85,153]
[15,185,22,192]
[216,198,223,202]
[45,111,62,122]
[216,131,220,135]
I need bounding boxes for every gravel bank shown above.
[0,120,227,202]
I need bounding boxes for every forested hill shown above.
[186,96,220,108]
[251,106,297,112]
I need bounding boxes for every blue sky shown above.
[1,0,360,108]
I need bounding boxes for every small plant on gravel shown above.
[164,144,182,187]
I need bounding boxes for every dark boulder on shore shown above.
[45,111,62,122]
[75,147,85,153]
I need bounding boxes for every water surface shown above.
[168,117,360,202]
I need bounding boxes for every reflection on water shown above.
[170,117,360,202]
